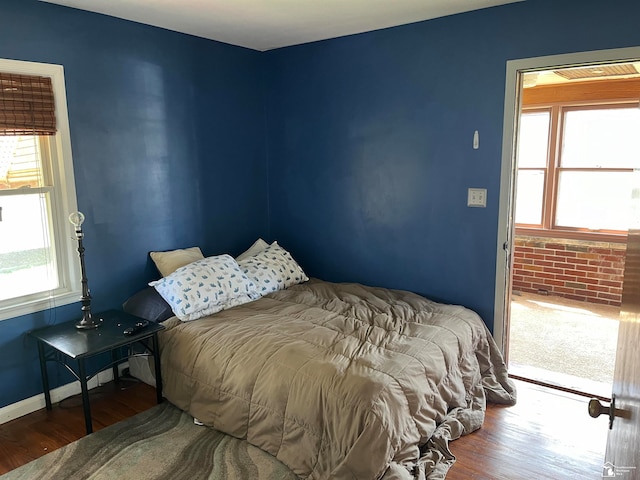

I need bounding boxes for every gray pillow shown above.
[122,287,174,323]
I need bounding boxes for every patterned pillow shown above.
[238,242,308,295]
[235,238,269,262]
[149,254,260,321]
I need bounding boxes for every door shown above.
[601,225,640,476]
[495,45,640,478]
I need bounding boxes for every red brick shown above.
[602,268,623,275]
[556,274,578,282]
[566,294,588,302]
[569,258,589,265]
[543,267,565,275]
[556,251,578,258]
[574,264,599,273]
[576,252,600,260]
[554,262,576,270]
[589,285,613,293]
[589,248,613,255]
[573,287,592,295]
[535,260,556,268]
[590,297,614,306]
[522,264,545,272]
[556,287,576,295]
[598,292,621,301]
[563,269,587,277]
[592,273,620,281]
[518,287,536,294]
[533,272,557,280]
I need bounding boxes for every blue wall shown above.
[0,0,266,408]
[264,0,640,329]
[3,0,640,410]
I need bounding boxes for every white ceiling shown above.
[41,0,522,51]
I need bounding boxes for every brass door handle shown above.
[588,395,616,429]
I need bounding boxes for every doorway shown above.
[494,47,640,398]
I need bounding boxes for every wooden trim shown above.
[515,226,627,243]
[545,105,561,230]
[523,77,640,106]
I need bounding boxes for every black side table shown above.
[29,310,165,434]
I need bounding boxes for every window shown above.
[0,59,80,321]
[515,102,640,238]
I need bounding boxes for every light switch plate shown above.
[467,188,487,208]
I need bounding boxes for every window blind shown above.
[0,73,56,136]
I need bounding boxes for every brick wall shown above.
[513,236,627,306]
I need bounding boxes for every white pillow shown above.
[235,238,269,262]
[150,247,204,277]
[238,242,308,296]
[149,254,260,321]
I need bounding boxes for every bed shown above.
[127,242,516,479]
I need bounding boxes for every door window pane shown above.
[517,111,550,168]
[0,193,58,301]
[556,171,634,231]
[515,170,545,225]
[562,108,640,168]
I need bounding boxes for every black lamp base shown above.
[76,312,101,329]
[76,321,100,330]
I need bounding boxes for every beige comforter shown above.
[159,279,516,479]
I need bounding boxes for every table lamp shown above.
[69,211,100,329]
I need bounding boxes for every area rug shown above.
[1,403,298,480]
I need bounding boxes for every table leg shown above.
[77,358,93,434]
[37,341,52,410]
[152,333,163,404]
[111,349,119,383]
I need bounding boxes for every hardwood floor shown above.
[449,379,608,479]
[0,379,157,475]
[0,379,608,478]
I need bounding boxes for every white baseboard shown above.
[0,362,129,425]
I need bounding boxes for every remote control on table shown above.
[124,320,150,336]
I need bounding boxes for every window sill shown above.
[0,289,81,322]
[515,227,627,244]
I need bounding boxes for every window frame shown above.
[0,58,80,321]
[516,99,640,242]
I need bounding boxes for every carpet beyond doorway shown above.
[509,292,620,398]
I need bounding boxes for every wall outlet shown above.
[468,188,487,208]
